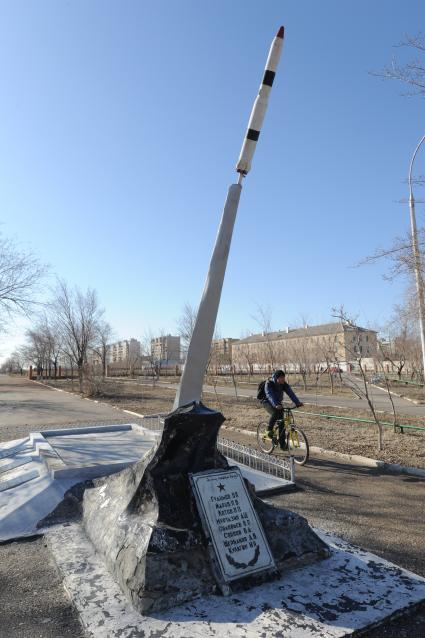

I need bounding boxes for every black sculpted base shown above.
[83,402,329,613]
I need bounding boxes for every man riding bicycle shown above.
[260,370,303,446]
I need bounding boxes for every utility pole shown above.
[408,134,425,380]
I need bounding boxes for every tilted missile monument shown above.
[82,26,329,613]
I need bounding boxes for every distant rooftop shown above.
[237,321,377,345]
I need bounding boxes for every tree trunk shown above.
[78,361,84,393]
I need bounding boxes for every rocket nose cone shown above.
[276,26,284,39]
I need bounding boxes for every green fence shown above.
[298,409,425,432]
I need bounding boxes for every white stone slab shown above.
[230,460,293,495]
[0,467,39,492]
[47,523,425,638]
[0,455,32,475]
[0,426,156,541]
[190,467,275,582]
[46,429,155,468]
[0,436,30,459]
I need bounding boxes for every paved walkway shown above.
[0,375,136,443]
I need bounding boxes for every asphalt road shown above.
[149,378,425,419]
[0,374,137,444]
[0,375,424,637]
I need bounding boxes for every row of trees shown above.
[2,280,112,393]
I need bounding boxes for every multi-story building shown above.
[109,338,141,364]
[151,335,180,364]
[209,338,240,371]
[231,322,377,372]
[211,338,239,359]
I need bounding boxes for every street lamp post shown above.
[408,134,425,379]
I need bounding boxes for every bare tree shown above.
[316,333,341,394]
[8,348,27,375]
[332,306,385,451]
[126,340,141,378]
[357,229,425,282]
[382,314,410,380]
[142,329,158,385]
[0,234,46,330]
[90,321,114,379]
[176,302,197,359]
[36,314,63,379]
[0,356,17,374]
[285,339,314,391]
[375,342,400,433]
[51,280,104,392]
[251,304,277,369]
[25,326,50,379]
[386,291,425,382]
[373,33,425,98]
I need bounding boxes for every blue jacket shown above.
[264,373,301,409]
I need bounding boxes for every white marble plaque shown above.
[190,467,275,582]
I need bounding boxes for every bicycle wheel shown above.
[257,421,275,454]
[287,426,309,465]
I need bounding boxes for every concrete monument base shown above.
[83,402,328,613]
[47,522,425,637]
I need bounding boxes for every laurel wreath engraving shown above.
[225,544,260,569]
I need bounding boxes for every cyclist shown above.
[261,370,303,446]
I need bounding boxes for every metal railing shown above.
[140,414,167,433]
[139,414,294,483]
[218,437,294,483]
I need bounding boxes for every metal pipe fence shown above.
[217,437,294,483]
[298,410,425,432]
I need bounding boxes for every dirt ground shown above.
[0,537,84,638]
[46,378,425,469]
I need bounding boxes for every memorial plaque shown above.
[190,467,275,583]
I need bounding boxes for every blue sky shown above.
[1,0,424,358]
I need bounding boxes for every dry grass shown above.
[44,377,425,470]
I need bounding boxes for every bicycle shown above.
[256,405,309,465]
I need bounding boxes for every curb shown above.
[221,425,425,478]
[308,446,425,477]
[370,382,424,406]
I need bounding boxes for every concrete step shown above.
[0,437,30,459]
[0,456,32,475]
[0,467,40,492]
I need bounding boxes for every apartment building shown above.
[109,338,141,363]
[209,338,240,370]
[151,335,180,363]
[231,322,377,371]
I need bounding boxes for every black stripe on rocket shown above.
[244,71,274,142]
[247,129,260,141]
[262,70,275,87]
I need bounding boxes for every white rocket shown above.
[174,28,285,409]
[236,26,284,176]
